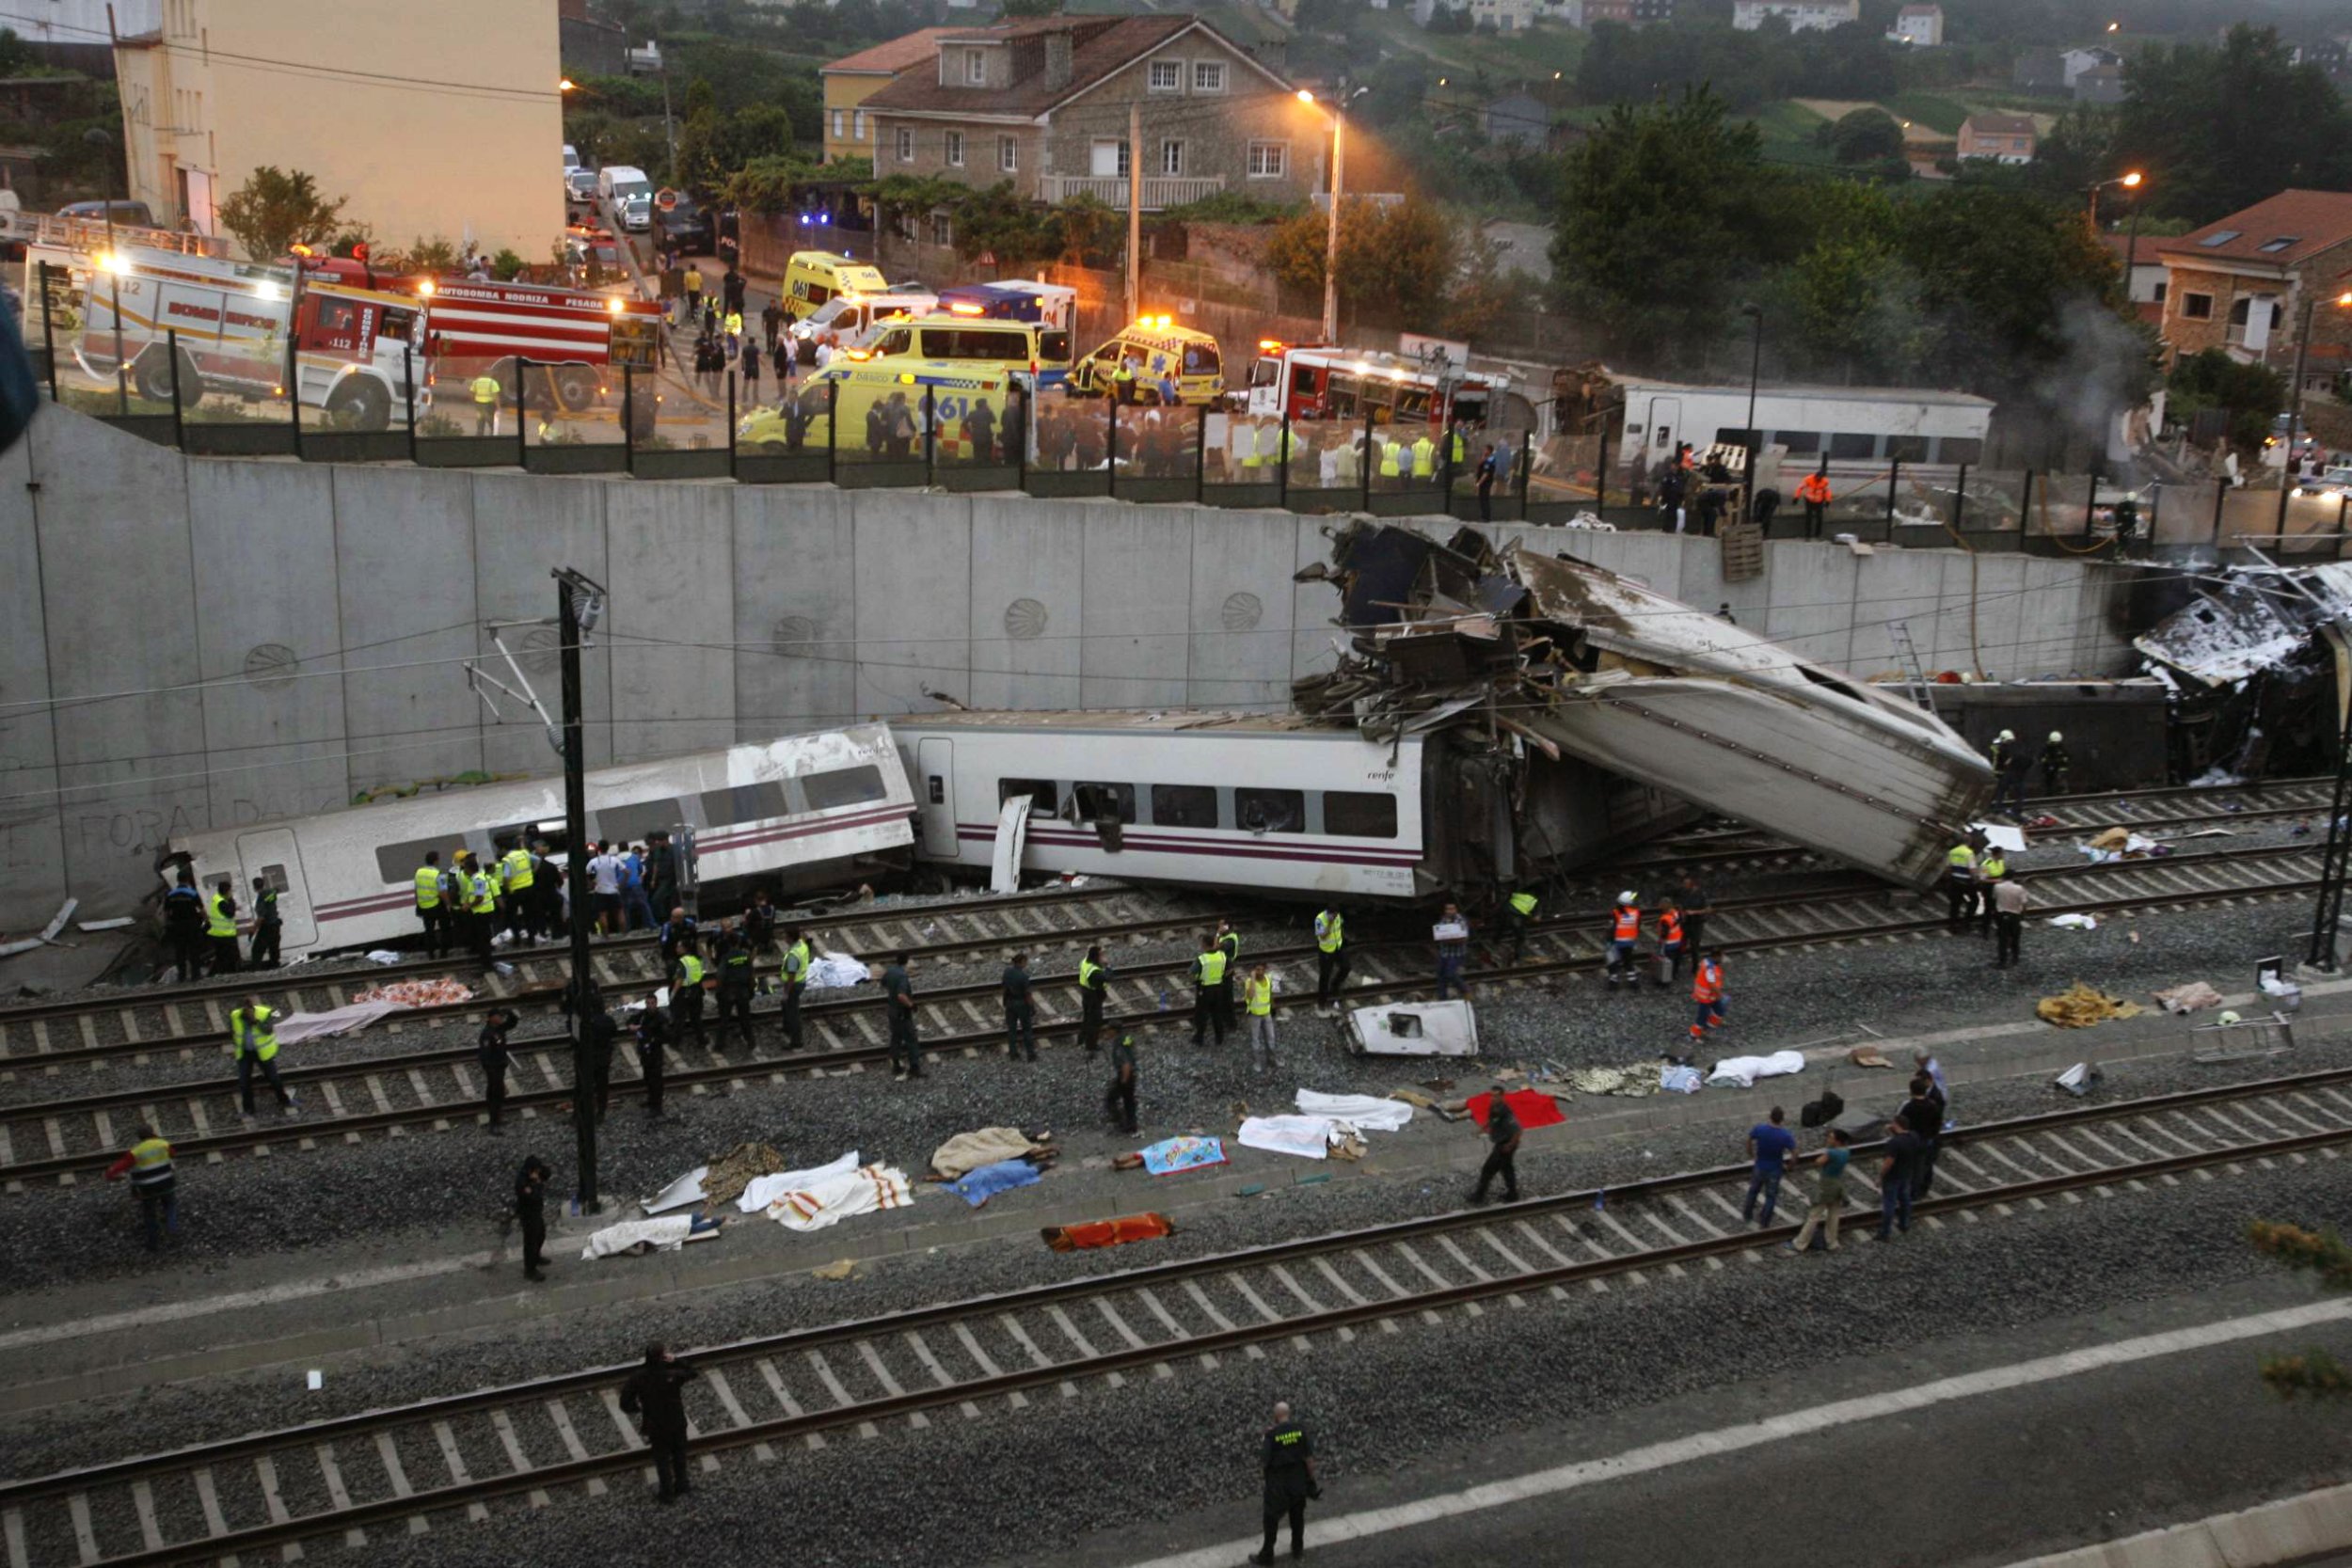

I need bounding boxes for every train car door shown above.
[236,828,317,948]
[916,737,958,858]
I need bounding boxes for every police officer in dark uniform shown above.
[1216,919,1241,1022]
[636,991,674,1118]
[1105,1031,1138,1134]
[515,1154,550,1282]
[619,1342,701,1503]
[478,1006,519,1130]
[1076,943,1111,1053]
[1252,1400,1319,1565]
[713,925,756,1052]
[1001,950,1036,1062]
[162,869,207,982]
[1471,1082,1522,1203]
[246,875,283,969]
[578,989,618,1122]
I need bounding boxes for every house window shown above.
[1192,60,1226,92]
[1149,59,1182,90]
[852,108,866,140]
[2153,280,2167,303]
[831,108,846,139]
[897,126,914,162]
[1160,139,1184,176]
[946,130,964,167]
[1090,139,1131,178]
[2181,292,2213,320]
[999,135,1018,172]
[966,48,987,84]
[930,213,954,246]
[1247,140,1286,178]
[2229,297,2251,327]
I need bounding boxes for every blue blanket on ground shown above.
[948,1158,1043,1208]
[1139,1135,1227,1176]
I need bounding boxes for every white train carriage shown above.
[162,725,914,960]
[892,711,1430,901]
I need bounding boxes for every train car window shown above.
[804,765,889,810]
[998,777,1059,816]
[596,799,688,846]
[1322,791,1398,839]
[1828,432,1877,460]
[1938,437,1983,465]
[375,835,458,885]
[1886,435,1929,464]
[259,863,292,894]
[1774,431,1821,454]
[1070,783,1136,823]
[699,781,790,828]
[1149,784,1217,828]
[1234,787,1305,833]
[928,775,946,805]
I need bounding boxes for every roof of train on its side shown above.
[888,709,1409,739]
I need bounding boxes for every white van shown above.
[597,165,651,205]
[787,288,938,359]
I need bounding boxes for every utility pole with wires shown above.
[554,567,606,1210]
[2308,632,2352,973]
[1125,101,1142,326]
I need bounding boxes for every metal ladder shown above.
[1890,620,1935,712]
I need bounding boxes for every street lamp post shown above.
[1738,304,1762,520]
[2277,290,2352,536]
[1299,87,1366,343]
[2086,168,2143,230]
[82,126,127,409]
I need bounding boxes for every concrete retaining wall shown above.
[0,406,2140,927]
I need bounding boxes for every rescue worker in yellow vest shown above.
[230,998,296,1117]
[1191,930,1231,1047]
[1243,962,1278,1075]
[670,947,708,1051]
[1378,435,1403,490]
[779,927,811,1051]
[1216,919,1242,1022]
[1076,943,1112,1053]
[1605,892,1642,987]
[1974,847,2009,939]
[1446,423,1468,495]
[1944,839,1979,931]
[460,852,499,968]
[1410,431,1438,485]
[714,925,756,1053]
[205,878,242,976]
[1111,354,1137,405]
[470,372,501,436]
[105,1125,179,1251]
[1504,887,1539,965]
[498,837,537,945]
[1313,907,1350,1013]
[415,849,452,958]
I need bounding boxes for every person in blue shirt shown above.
[621,846,657,932]
[1787,1128,1852,1253]
[1742,1105,1798,1227]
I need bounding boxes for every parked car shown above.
[56,198,157,227]
[565,167,599,202]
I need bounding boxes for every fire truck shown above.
[1241,341,1507,429]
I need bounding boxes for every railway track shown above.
[0,840,2327,1187]
[7,1066,2349,1568]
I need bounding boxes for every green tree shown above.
[2249,1223,2352,1398]
[1764,234,1925,383]
[2168,348,2285,454]
[216,166,347,261]
[2114,26,2352,225]
[1267,198,1456,332]
[1820,106,1904,164]
[1548,88,1784,364]
[1047,194,1119,268]
[683,76,717,118]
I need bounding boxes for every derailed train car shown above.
[1298,524,1994,889]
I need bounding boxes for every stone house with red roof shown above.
[2155,189,2352,395]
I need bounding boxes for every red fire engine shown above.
[1243,341,1506,428]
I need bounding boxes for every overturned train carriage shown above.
[1303,525,1994,890]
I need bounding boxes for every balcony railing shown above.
[1040,174,1227,210]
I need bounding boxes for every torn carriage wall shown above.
[1297,524,1994,890]
[2132,562,2352,782]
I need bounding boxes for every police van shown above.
[1068,317,1223,405]
[782,250,889,321]
[739,313,1055,454]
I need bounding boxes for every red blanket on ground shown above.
[1467,1089,1565,1131]
[1042,1212,1175,1252]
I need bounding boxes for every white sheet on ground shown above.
[642,1165,710,1215]
[806,953,868,990]
[990,795,1032,895]
[1973,822,2028,853]
[1238,1115,1340,1160]
[1704,1050,1806,1089]
[274,1002,409,1045]
[737,1150,862,1214]
[580,1214,695,1259]
[1295,1089,1413,1132]
[763,1164,914,1232]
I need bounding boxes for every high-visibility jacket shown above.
[470,374,500,405]
[1218,931,1240,967]
[676,954,705,987]
[1244,975,1273,1015]
[1315,911,1343,953]
[1078,957,1106,991]
[468,871,497,915]
[206,893,236,939]
[1450,430,1466,465]
[1508,891,1538,918]
[1979,853,2008,881]
[1660,910,1684,947]
[230,1004,278,1061]
[724,310,743,337]
[1610,904,1640,942]
[1947,845,1977,870]
[414,865,443,910]
[1410,436,1437,477]
[784,938,811,986]
[1692,959,1724,1004]
[1379,441,1402,477]
[1795,472,1833,504]
[1195,949,1228,988]
[501,849,533,892]
[127,1134,175,1190]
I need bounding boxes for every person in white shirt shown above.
[585,842,624,935]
